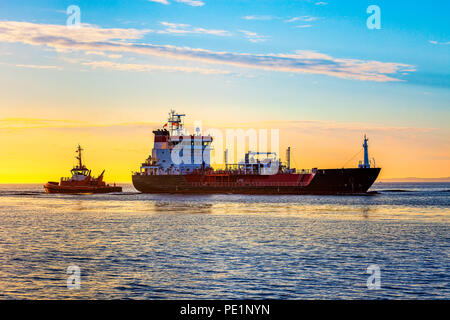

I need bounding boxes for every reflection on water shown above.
[359,206,372,219]
[154,201,213,214]
[0,183,448,299]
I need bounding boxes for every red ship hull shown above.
[132,168,381,195]
[44,182,122,194]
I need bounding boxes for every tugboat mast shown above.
[76,144,84,168]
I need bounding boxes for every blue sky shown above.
[0,0,449,180]
[0,0,449,126]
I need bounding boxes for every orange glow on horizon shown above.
[0,118,448,183]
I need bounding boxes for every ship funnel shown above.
[286,147,291,170]
[224,149,228,170]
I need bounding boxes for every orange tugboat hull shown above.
[44,182,122,194]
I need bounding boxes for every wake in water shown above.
[0,190,44,196]
[378,189,414,192]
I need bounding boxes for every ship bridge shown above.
[138,110,213,175]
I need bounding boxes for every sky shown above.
[0,0,449,182]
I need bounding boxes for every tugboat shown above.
[44,145,122,194]
[132,110,381,194]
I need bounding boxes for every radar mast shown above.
[168,109,186,136]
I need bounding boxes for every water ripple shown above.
[0,183,448,299]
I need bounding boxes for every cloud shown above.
[243,15,274,21]
[285,16,318,23]
[85,50,107,56]
[315,2,327,5]
[148,0,170,4]
[0,118,87,130]
[429,40,450,45]
[81,60,232,75]
[158,21,230,36]
[0,21,150,43]
[239,30,270,43]
[267,120,436,134]
[0,21,416,82]
[1,117,436,137]
[175,0,205,6]
[294,25,312,28]
[15,64,62,70]
[285,17,300,23]
[148,0,204,6]
[84,51,122,59]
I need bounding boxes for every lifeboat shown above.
[44,145,122,194]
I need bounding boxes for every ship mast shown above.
[168,109,185,136]
[76,144,83,168]
[363,135,370,168]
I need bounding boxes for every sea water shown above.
[0,183,448,299]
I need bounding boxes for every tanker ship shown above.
[132,110,380,194]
